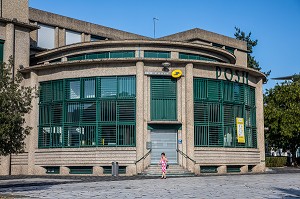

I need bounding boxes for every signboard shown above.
[172,69,182,78]
[178,139,182,144]
[144,71,171,76]
[236,118,245,143]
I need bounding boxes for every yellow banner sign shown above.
[236,118,245,143]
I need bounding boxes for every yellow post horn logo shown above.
[172,69,182,78]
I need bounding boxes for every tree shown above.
[0,57,34,156]
[234,27,271,79]
[264,78,300,164]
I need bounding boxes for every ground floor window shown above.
[38,76,136,148]
[194,78,257,148]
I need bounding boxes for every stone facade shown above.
[0,0,265,176]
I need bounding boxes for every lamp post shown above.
[153,17,159,39]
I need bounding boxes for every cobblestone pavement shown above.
[0,173,299,199]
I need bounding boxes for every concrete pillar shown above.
[54,27,59,48]
[85,34,91,42]
[4,23,14,63]
[27,71,38,175]
[185,63,194,171]
[58,28,65,47]
[135,49,144,58]
[135,61,145,174]
[180,74,187,168]
[255,79,265,172]
[171,51,179,59]
[240,165,248,173]
[93,166,102,176]
[218,165,226,174]
[81,33,85,42]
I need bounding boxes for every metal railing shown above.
[176,149,196,164]
[135,149,152,164]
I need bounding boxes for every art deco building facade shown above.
[0,0,265,175]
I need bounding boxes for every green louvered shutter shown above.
[151,77,177,121]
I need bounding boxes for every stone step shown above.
[140,164,195,176]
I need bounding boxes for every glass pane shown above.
[65,126,81,147]
[67,103,80,123]
[66,30,81,45]
[69,81,80,99]
[84,79,95,98]
[100,77,117,98]
[38,24,55,49]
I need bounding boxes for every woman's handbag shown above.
[166,164,169,169]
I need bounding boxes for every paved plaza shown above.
[0,173,299,199]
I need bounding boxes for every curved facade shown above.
[0,1,266,176]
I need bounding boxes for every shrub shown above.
[266,157,287,167]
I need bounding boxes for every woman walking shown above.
[159,152,168,179]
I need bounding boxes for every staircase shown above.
[139,164,195,177]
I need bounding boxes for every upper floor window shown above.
[66,30,81,45]
[144,51,171,58]
[37,24,55,49]
[91,35,106,42]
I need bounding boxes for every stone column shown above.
[135,61,144,174]
[185,63,194,172]
[254,78,265,172]
[4,23,14,63]
[27,71,39,175]
[54,27,59,48]
[58,28,65,47]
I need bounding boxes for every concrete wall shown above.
[0,0,29,23]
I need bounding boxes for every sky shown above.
[29,0,300,91]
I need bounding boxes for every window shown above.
[84,79,95,98]
[225,46,235,54]
[212,43,223,48]
[37,24,55,49]
[91,35,106,41]
[194,78,257,148]
[38,76,136,148]
[67,51,134,61]
[144,51,170,58]
[68,80,80,99]
[179,53,221,62]
[151,77,177,121]
[66,30,81,45]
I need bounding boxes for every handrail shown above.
[135,149,152,164]
[176,149,196,164]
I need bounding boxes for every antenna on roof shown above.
[153,17,159,39]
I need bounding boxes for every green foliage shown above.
[234,27,271,79]
[264,79,300,162]
[265,157,287,167]
[0,57,34,156]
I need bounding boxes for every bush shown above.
[266,157,287,167]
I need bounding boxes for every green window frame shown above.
[179,53,221,63]
[38,76,136,148]
[0,40,4,63]
[194,78,257,148]
[69,166,93,174]
[144,51,171,58]
[212,43,223,48]
[150,77,177,121]
[225,46,235,54]
[67,51,135,61]
[44,166,60,174]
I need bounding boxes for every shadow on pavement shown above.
[275,187,300,199]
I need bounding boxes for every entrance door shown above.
[150,129,178,164]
